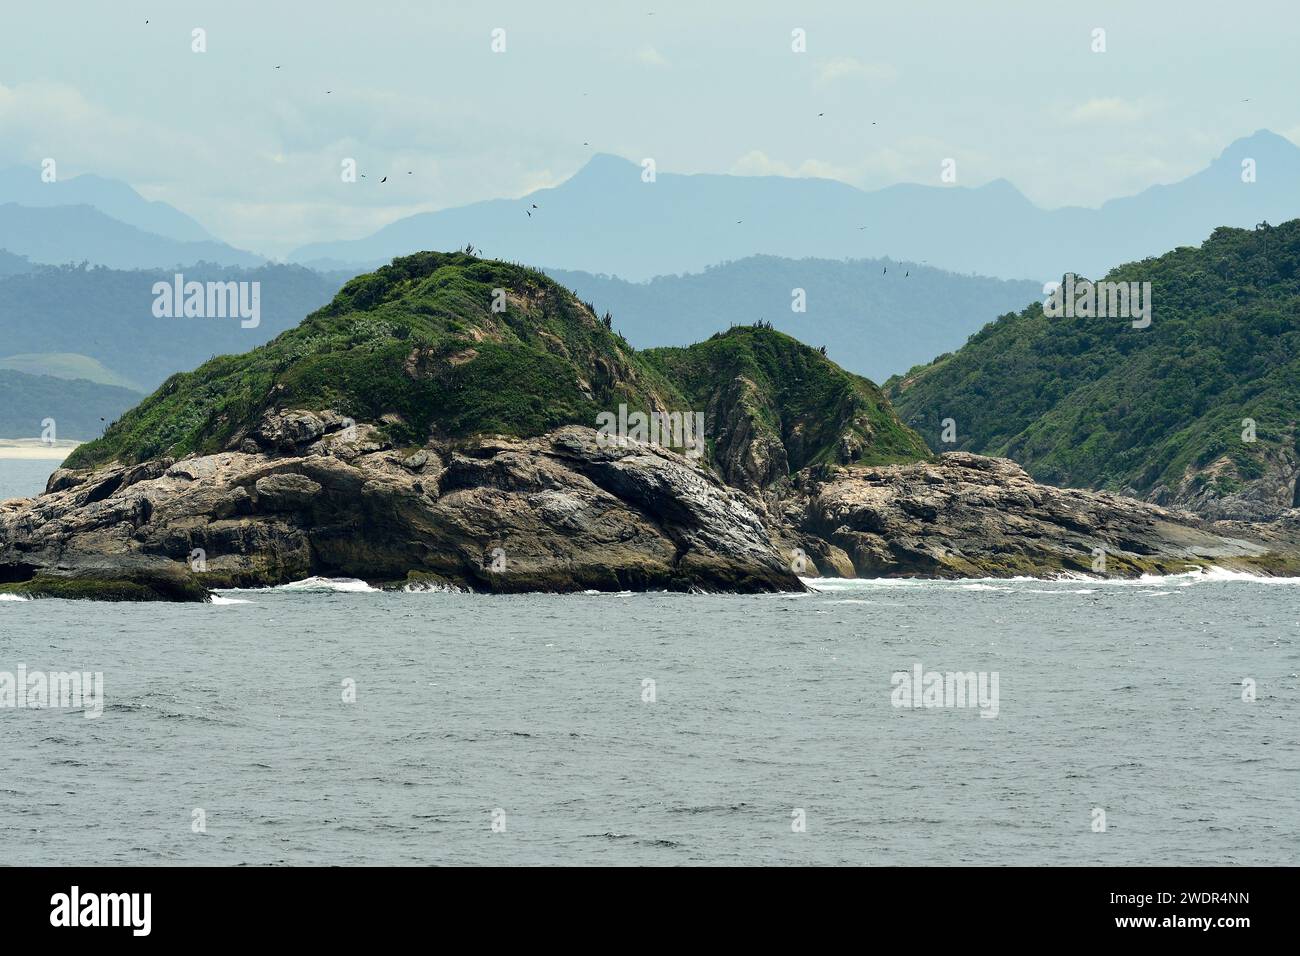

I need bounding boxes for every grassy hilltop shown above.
[68,251,930,485]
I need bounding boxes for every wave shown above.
[1142,566,1300,585]
[273,576,380,593]
[0,593,30,602]
[401,581,465,594]
[802,565,1300,589]
[209,594,253,605]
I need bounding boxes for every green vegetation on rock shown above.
[887,220,1300,513]
[67,251,929,487]
[645,326,930,483]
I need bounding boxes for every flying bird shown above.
[883,266,887,274]
[380,176,387,183]
[531,203,538,209]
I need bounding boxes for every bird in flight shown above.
[380,176,387,183]
[883,266,887,274]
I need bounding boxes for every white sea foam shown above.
[274,577,380,593]
[210,594,252,605]
[803,566,1300,590]
[401,581,465,594]
[0,593,30,602]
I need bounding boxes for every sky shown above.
[2,0,1297,257]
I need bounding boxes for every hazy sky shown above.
[2,0,1296,256]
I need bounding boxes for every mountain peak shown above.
[565,152,640,186]
[1212,128,1300,165]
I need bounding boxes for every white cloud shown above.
[1065,97,1150,126]
[729,150,874,185]
[635,45,669,67]
[814,57,897,87]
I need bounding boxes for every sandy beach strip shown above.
[0,439,81,461]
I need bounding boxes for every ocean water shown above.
[0,458,60,501]
[1,571,1297,865]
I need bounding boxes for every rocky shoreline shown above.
[3,409,1298,601]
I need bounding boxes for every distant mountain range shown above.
[0,352,146,391]
[0,370,142,441]
[0,204,263,270]
[0,166,215,242]
[0,263,344,391]
[291,131,1300,283]
[548,257,1041,383]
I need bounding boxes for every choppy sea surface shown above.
[1,465,1298,865]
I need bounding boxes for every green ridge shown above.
[888,221,1300,498]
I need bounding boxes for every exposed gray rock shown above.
[3,424,1298,601]
[784,452,1298,578]
[0,425,800,598]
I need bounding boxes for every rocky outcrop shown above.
[0,415,800,600]
[1147,444,1300,522]
[3,415,1298,601]
[777,452,1300,579]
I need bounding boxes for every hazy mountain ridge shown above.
[289,131,1300,283]
[0,203,263,270]
[0,165,215,242]
[0,261,345,391]
[548,256,1042,382]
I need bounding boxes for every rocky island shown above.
[2,251,1297,600]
